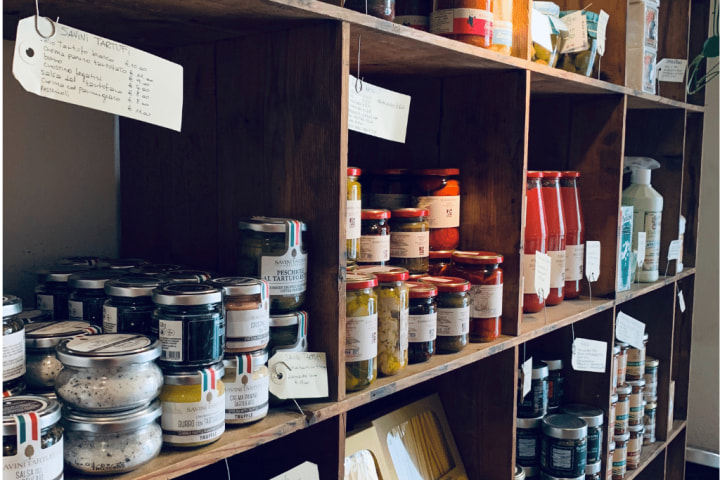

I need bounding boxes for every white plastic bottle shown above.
[622,158,663,282]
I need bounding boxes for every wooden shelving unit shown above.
[2,0,710,478]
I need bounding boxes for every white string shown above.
[225,459,231,480]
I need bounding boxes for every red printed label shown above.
[430,8,493,38]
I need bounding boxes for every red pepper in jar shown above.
[428,250,454,276]
[560,171,585,299]
[413,168,461,251]
[524,171,547,313]
[540,172,566,306]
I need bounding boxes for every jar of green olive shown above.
[3,296,25,394]
[345,273,378,392]
[347,167,363,265]
[360,209,391,266]
[420,276,470,353]
[390,208,430,274]
[407,281,437,364]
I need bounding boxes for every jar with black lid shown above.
[543,358,565,412]
[517,414,544,469]
[212,277,270,354]
[103,275,164,335]
[360,209,391,266]
[420,276,470,353]
[3,296,25,394]
[345,273,378,392]
[366,168,412,211]
[36,265,91,320]
[518,361,549,418]
[407,281,437,363]
[68,270,124,326]
[562,404,604,464]
[390,208,430,274]
[268,311,308,355]
[152,283,224,370]
[541,414,588,478]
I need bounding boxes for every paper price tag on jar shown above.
[615,311,646,349]
[678,290,686,313]
[571,338,607,373]
[270,461,320,480]
[269,351,328,399]
[534,252,551,301]
[348,75,410,143]
[657,59,688,83]
[637,232,646,267]
[585,241,601,282]
[667,239,682,261]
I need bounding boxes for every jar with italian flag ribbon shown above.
[3,295,25,396]
[212,277,270,354]
[223,349,269,425]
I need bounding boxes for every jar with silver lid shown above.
[55,334,163,412]
[56,256,102,268]
[35,265,91,320]
[3,295,25,393]
[627,378,645,426]
[96,258,149,271]
[515,464,527,479]
[643,398,657,444]
[63,399,162,475]
[541,414,588,478]
[643,356,659,398]
[608,393,618,438]
[518,361,549,418]
[159,269,214,284]
[517,415,544,468]
[585,461,602,480]
[626,333,648,381]
[129,263,183,276]
[68,270,124,326]
[606,441,615,480]
[561,404,604,464]
[103,276,164,335]
[223,349,269,425]
[615,342,628,386]
[626,424,644,470]
[543,358,564,412]
[269,310,308,355]
[615,384,631,435]
[212,277,270,353]
[612,432,629,479]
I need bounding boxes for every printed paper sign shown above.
[667,240,682,261]
[572,338,607,373]
[678,290,686,313]
[597,10,610,56]
[268,352,328,399]
[637,232,646,267]
[270,462,320,480]
[348,75,410,143]
[616,311,646,349]
[534,252,551,300]
[522,357,533,399]
[657,59,688,83]
[13,16,183,131]
[560,11,588,54]
[585,241,601,282]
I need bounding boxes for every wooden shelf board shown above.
[668,419,688,442]
[623,420,688,480]
[615,275,680,305]
[519,297,615,338]
[675,267,696,281]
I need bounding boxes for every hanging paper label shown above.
[560,11,589,54]
[534,252,551,300]
[637,232,646,267]
[656,59,688,83]
[667,240,682,261]
[531,9,554,51]
[522,357,533,399]
[678,290,686,313]
[270,462,320,480]
[348,75,410,143]
[585,241,601,282]
[597,10,609,56]
[268,352,328,399]
[12,16,183,131]
[616,311,646,349]
[572,338,607,373]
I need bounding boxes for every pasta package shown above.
[345,426,393,480]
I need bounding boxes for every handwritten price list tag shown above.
[616,311,646,350]
[268,352,329,399]
[348,75,410,143]
[572,338,607,373]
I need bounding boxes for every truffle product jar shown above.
[544,359,565,412]
[345,273,378,392]
[616,342,628,386]
[68,270,124,326]
[103,275,164,336]
[54,334,163,412]
[62,400,162,475]
[223,350,269,424]
[585,461,602,480]
[612,432,629,480]
[643,399,657,444]
[428,250,454,276]
[56,256,101,268]
[562,404,604,464]
[420,276,470,353]
[360,209,392,266]
[3,396,63,480]
[518,361,549,418]
[615,384,631,435]
[395,0,433,30]
[268,311,308,355]
[344,0,395,21]
[390,208,430,274]
[626,424,644,470]
[96,258,150,271]
[541,413,588,478]
[366,168,412,211]
[237,217,308,313]
[152,283,225,370]
[517,415,543,468]
[407,281,438,363]
[644,357,659,398]
[540,171,566,306]
[212,277,270,353]
[627,379,645,426]
[35,265,91,320]
[626,333,648,381]
[3,295,25,393]
[347,167,363,265]
[608,393,618,437]
[413,168,461,251]
[160,363,225,447]
[524,171,548,313]
[430,0,493,48]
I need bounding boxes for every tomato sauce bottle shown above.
[560,171,585,299]
[523,171,547,313]
[540,171,566,306]
[413,168,461,251]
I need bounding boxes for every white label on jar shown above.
[162,388,225,444]
[226,309,270,345]
[347,199,362,240]
[550,445,573,469]
[159,319,184,362]
[225,366,269,422]
[548,249,566,288]
[565,244,584,281]
[346,313,378,362]
[517,436,537,459]
[3,329,26,380]
[4,437,63,480]
[416,196,460,229]
[36,293,54,312]
[400,307,409,352]
[359,235,390,263]
[470,284,503,318]
[103,305,118,333]
[408,312,437,342]
[437,306,470,336]
[635,211,661,272]
[260,249,308,296]
[65,334,152,353]
[390,231,429,258]
[523,253,537,294]
[68,299,83,319]
[430,8,492,35]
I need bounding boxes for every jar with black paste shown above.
[518,361,549,418]
[543,358,564,412]
[103,275,164,335]
[36,265,91,320]
[269,311,308,355]
[68,270,124,326]
[406,281,437,363]
[390,208,430,274]
[359,209,392,266]
[517,415,544,469]
[562,404,604,464]
[420,276,470,353]
[3,296,25,394]
[541,413,588,478]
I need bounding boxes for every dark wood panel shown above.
[631,450,667,480]
[672,276,695,422]
[665,429,688,479]
[657,0,691,102]
[687,0,713,106]
[681,112,704,268]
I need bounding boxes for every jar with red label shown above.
[406,282,438,363]
[420,276,470,353]
[395,0,433,30]
[413,168,461,251]
[449,251,503,342]
[359,209,391,266]
[390,208,430,274]
[541,171,566,305]
[560,171,585,299]
[523,171,547,313]
[366,169,412,211]
[430,0,493,48]
[429,250,454,276]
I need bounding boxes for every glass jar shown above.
[611,344,621,392]
[63,400,162,474]
[345,273,379,392]
[627,424,644,470]
[390,208,430,274]
[518,361,549,418]
[35,265,91,320]
[612,432,629,480]
[541,171,566,306]
[3,295,25,393]
[212,277,270,353]
[366,168,412,211]
[644,356,659,398]
[68,270,124,326]
[3,396,63,479]
[152,283,224,371]
[626,333,648,381]
[643,399,657,445]
[517,415,543,468]
[103,275,164,335]
[541,413,588,478]
[627,379,645,426]
[616,342,628,386]
[413,168,461,251]
[344,0,395,21]
[360,209,392,266]
[223,349,270,424]
[407,281,438,364]
[531,3,567,68]
[347,167,363,265]
[608,393,618,437]
[430,0,493,48]
[54,334,163,412]
[515,464,527,480]
[96,258,149,271]
[160,363,225,447]
[607,440,615,480]
[420,276,470,353]
[159,269,214,284]
[562,404,604,464]
[355,266,409,376]
[543,359,564,412]
[615,384,631,435]
[560,171,585,299]
[237,216,308,313]
[490,0,513,55]
[269,311,308,355]
[558,10,600,78]
[524,171,548,313]
[394,0,433,30]
[585,461,602,480]
[449,251,503,342]
[3,380,26,397]
[56,256,101,268]
[428,250,454,276]
[24,321,101,391]
[18,309,52,325]
[129,263,183,276]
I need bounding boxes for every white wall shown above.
[2,40,118,306]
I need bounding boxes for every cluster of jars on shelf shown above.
[523,171,585,314]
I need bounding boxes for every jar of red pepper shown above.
[359,209,391,266]
[413,168,461,251]
[406,281,438,363]
[541,171,566,306]
[428,250,454,276]
[449,251,503,342]
[560,171,585,299]
[367,169,412,211]
[524,171,548,313]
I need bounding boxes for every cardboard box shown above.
[628,1,659,49]
[345,426,393,480]
[627,46,657,94]
[618,206,634,291]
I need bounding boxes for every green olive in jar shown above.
[345,273,378,392]
[389,208,430,274]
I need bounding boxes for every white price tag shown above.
[667,240,682,261]
[348,75,411,143]
[678,290,686,313]
[585,241,601,282]
[13,17,183,131]
[572,338,607,373]
[522,357,533,399]
[534,252,552,301]
[597,10,610,56]
[616,311,646,349]
[531,9,554,51]
[268,352,328,400]
[657,59,688,83]
[270,462,320,480]
[637,232,646,267]
[560,11,589,54]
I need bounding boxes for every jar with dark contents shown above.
[420,276,470,353]
[612,432,629,480]
[360,209,392,266]
[390,208,430,274]
[35,265,91,320]
[3,296,25,393]
[406,282,437,363]
[68,270,124,326]
[615,384,631,435]
[103,276,164,335]
[347,167,363,265]
[430,0,493,48]
[345,273,378,392]
[366,169,412,211]
[212,277,270,353]
[516,415,543,469]
[269,311,308,355]
[344,0,395,21]
[518,362,549,418]
[541,414,588,478]
[413,169,461,251]
[429,250,454,276]
[449,251,503,342]
[562,404,604,464]
[395,0,433,30]
[543,359,564,412]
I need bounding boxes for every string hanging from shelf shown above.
[687,0,719,94]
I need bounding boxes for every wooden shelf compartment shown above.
[520,297,614,337]
[672,275,695,423]
[614,272,690,304]
[681,112,705,270]
[666,426,689,479]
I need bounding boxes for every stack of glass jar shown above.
[3,296,26,397]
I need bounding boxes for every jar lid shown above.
[391,208,429,218]
[224,348,269,370]
[346,273,378,290]
[532,362,549,379]
[37,265,92,283]
[96,258,149,270]
[627,378,647,387]
[18,309,52,324]
[212,277,269,297]
[152,283,222,306]
[516,414,544,428]
[56,256,102,267]
[527,171,544,178]
[355,266,409,283]
[407,282,437,298]
[347,167,362,176]
[561,404,604,427]
[162,362,225,386]
[408,273,429,281]
[238,216,307,234]
[160,269,214,283]
[645,356,659,368]
[270,310,308,327]
[105,275,165,297]
[56,334,161,367]
[3,295,22,317]
[585,461,602,474]
[413,168,460,176]
[542,359,563,370]
[361,209,391,220]
[541,414,588,439]
[629,423,645,433]
[541,171,562,178]
[610,393,619,403]
[561,171,581,178]
[613,432,630,442]
[452,251,504,265]
[129,263,183,275]
[514,465,526,480]
[68,270,124,289]
[420,276,471,293]
[3,396,62,435]
[429,250,454,259]
[25,321,100,349]
[62,399,162,433]
[617,384,631,395]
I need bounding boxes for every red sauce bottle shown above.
[523,171,547,313]
[560,171,585,299]
[541,171,566,306]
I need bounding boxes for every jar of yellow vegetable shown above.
[345,273,378,392]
